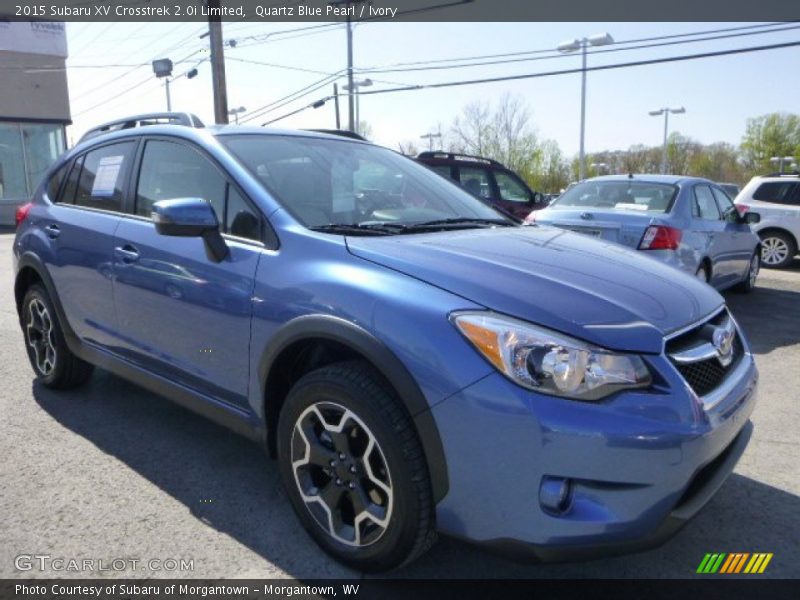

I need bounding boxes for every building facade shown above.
[0,21,69,224]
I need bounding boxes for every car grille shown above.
[666,309,743,398]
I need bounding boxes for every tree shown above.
[449,93,539,176]
[664,132,696,175]
[687,142,745,183]
[528,139,570,192]
[397,140,420,156]
[740,112,800,174]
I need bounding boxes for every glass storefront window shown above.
[0,124,28,200]
[22,124,65,195]
[0,122,65,201]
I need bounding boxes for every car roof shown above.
[586,174,709,185]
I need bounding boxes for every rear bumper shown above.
[430,352,758,561]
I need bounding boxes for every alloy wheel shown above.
[761,237,789,266]
[291,401,393,547]
[25,298,56,376]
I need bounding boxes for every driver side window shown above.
[711,187,738,222]
[494,171,530,203]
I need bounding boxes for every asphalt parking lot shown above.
[0,229,798,580]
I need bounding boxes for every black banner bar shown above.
[2,579,799,600]
[2,0,800,23]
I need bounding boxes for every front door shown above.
[112,138,263,408]
[691,184,733,285]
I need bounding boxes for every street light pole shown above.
[165,77,172,111]
[579,42,587,181]
[649,107,686,174]
[557,32,614,181]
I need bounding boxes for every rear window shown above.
[46,162,69,202]
[752,181,799,205]
[551,181,677,213]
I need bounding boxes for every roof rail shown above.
[304,128,368,141]
[79,112,205,143]
[416,151,502,166]
[764,171,799,178]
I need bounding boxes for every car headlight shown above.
[451,311,651,401]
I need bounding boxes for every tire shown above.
[735,251,760,293]
[21,284,94,389]
[759,231,796,269]
[277,360,436,572]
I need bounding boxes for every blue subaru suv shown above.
[13,113,757,571]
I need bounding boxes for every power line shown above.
[238,72,344,124]
[354,23,800,74]
[72,48,206,117]
[260,39,800,126]
[356,40,800,96]
[353,21,791,71]
[69,24,207,103]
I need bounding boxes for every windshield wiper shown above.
[400,217,516,231]
[308,223,400,236]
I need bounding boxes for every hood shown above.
[346,226,723,354]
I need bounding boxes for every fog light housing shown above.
[540,476,572,514]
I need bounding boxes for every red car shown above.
[416,151,547,219]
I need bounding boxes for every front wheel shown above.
[277,360,436,571]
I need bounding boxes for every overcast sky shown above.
[64,21,800,154]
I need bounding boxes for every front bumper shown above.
[430,351,758,561]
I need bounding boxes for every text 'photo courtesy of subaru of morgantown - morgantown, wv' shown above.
[14,114,759,572]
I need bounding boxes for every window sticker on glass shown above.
[91,155,124,197]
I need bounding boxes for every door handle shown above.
[44,224,60,239]
[114,245,140,263]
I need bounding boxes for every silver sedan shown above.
[525,175,762,292]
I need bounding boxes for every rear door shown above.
[43,140,137,349]
[111,138,264,408]
[455,165,493,202]
[711,185,753,278]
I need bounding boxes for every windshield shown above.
[551,180,678,214]
[219,134,511,231]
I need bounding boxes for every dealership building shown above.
[0,21,69,224]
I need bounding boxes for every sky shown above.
[63,21,800,155]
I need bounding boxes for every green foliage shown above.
[446,101,797,191]
[740,113,800,174]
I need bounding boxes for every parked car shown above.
[416,151,546,219]
[718,182,740,198]
[14,114,757,571]
[734,173,800,268]
[526,175,762,292]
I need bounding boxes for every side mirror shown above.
[742,211,761,225]
[532,192,544,204]
[152,198,228,262]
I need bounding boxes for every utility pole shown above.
[333,83,341,129]
[207,0,229,124]
[346,14,354,132]
[420,132,442,151]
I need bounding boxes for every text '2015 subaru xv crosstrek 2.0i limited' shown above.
[13,113,757,572]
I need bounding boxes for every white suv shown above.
[735,174,800,268]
